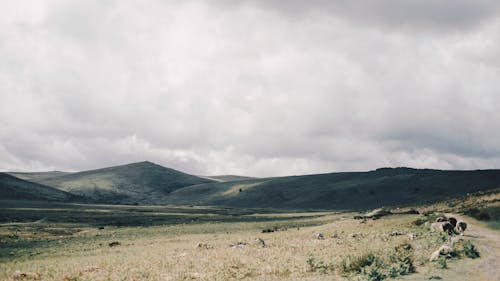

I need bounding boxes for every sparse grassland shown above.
[1,193,499,281]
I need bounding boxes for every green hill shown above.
[165,168,500,210]
[11,161,214,204]
[0,173,85,202]
[201,175,257,182]
[9,171,71,183]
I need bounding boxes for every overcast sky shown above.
[1,0,500,177]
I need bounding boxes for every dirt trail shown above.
[451,214,500,281]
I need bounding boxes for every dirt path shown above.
[451,214,500,281]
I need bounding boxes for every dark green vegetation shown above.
[465,205,500,229]
[165,167,500,210]
[9,161,213,204]
[0,173,85,202]
[0,200,326,227]
[5,163,500,211]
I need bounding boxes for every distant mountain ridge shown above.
[5,163,500,210]
[0,173,86,202]
[165,167,500,210]
[10,161,214,204]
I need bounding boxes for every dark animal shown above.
[447,217,457,228]
[457,221,467,235]
[435,217,447,223]
[441,222,454,235]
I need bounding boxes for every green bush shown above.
[306,255,331,273]
[341,252,379,274]
[461,240,480,259]
[389,243,416,275]
[436,256,448,269]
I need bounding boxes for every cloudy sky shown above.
[1,0,500,177]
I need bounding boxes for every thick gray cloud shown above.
[1,0,499,176]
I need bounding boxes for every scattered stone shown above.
[195,242,210,249]
[392,208,420,215]
[11,271,27,280]
[331,233,339,238]
[429,244,452,261]
[108,241,121,247]
[83,266,100,273]
[449,236,463,246]
[230,240,247,248]
[315,233,325,240]
[407,233,415,240]
[363,208,392,219]
[11,270,40,280]
[255,238,266,247]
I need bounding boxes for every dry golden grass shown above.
[1,211,487,281]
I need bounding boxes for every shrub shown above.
[411,218,426,226]
[461,240,480,259]
[390,243,416,275]
[341,252,378,274]
[436,256,447,269]
[306,255,331,273]
[364,264,386,281]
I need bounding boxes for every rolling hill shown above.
[201,175,257,182]
[0,173,85,202]
[10,161,214,204]
[164,168,500,210]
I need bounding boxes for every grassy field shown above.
[1,193,498,281]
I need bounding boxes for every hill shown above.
[11,161,214,204]
[0,173,85,202]
[201,175,257,182]
[9,171,71,183]
[165,168,500,210]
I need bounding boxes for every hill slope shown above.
[9,171,72,183]
[12,161,214,204]
[201,175,257,182]
[0,173,85,202]
[165,168,500,210]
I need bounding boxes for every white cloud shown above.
[1,1,500,176]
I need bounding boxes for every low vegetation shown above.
[1,190,497,281]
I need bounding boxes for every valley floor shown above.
[1,202,498,281]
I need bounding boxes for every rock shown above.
[407,233,415,240]
[108,241,121,247]
[315,233,325,240]
[83,266,100,273]
[229,240,247,248]
[389,231,403,236]
[261,228,274,233]
[429,244,452,261]
[11,270,27,280]
[255,238,266,247]
[363,208,391,219]
[11,271,40,280]
[195,242,210,249]
[449,236,463,246]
